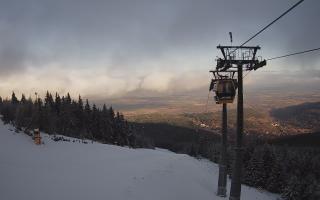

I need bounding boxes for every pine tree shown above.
[66,93,72,105]
[84,99,92,138]
[266,154,285,193]
[91,104,100,140]
[281,175,301,200]
[281,174,317,200]
[55,93,61,115]
[260,145,274,188]
[100,104,111,143]
[11,92,19,104]
[242,145,254,179]
[76,95,84,134]
[78,95,83,110]
[109,106,115,120]
[44,91,54,110]
[20,94,27,104]
[244,148,265,187]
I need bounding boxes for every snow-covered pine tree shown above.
[243,147,265,187]
[266,153,285,193]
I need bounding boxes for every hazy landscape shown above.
[102,86,320,138]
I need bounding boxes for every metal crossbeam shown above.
[217,45,260,49]
[216,46,261,72]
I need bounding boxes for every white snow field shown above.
[0,122,279,200]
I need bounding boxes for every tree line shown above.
[190,139,320,200]
[202,143,320,200]
[0,91,150,148]
[136,122,320,200]
[240,144,320,200]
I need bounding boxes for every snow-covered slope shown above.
[0,122,279,200]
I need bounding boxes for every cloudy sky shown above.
[0,0,319,99]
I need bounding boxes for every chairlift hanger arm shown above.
[209,70,237,79]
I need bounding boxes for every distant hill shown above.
[270,102,320,131]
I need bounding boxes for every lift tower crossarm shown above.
[209,70,238,73]
[216,46,261,72]
[217,45,261,49]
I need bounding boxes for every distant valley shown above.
[100,87,320,139]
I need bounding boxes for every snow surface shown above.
[0,122,280,200]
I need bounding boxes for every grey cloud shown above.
[0,0,319,96]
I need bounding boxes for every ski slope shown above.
[0,122,279,200]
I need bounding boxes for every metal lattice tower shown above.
[211,45,266,200]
